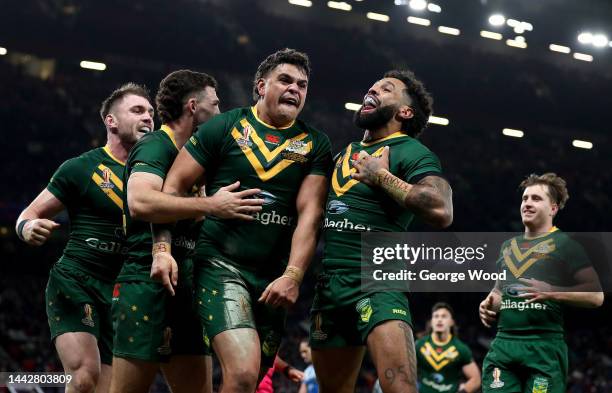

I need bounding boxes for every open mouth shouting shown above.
[279,95,300,108]
[361,95,379,114]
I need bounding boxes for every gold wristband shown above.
[282,265,305,284]
[152,242,171,256]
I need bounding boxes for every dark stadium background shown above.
[1,0,611,391]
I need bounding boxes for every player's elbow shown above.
[128,195,153,220]
[426,207,453,229]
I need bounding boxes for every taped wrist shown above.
[152,242,171,256]
[282,265,304,284]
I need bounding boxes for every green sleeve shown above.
[308,131,333,177]
[398,144,442,183]
[46,157,84,205]
[128,135,175,180]
[458,341,473,366]
[185,112,230,169]
[562,237,592,276]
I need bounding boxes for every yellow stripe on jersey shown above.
[231,127,298,181]
[504,238,556,278]
[250,106,295,130]
[421,342,458,371]
[360,131,407,147]
[102,145,126,166]
[97,164,124,191]
[92,172,123,209]
[332,144,387,197]
[239,119,309,162]
[160,124,178,149]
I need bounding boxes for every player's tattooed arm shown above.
[403,175,453,228]
[351,147,452,228]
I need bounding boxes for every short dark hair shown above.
[252,48,311,101]
[99,83,151,121]
[520,173,569,210]
[384,70,433,138]
[432,302,454,318]
[156,70,218,124]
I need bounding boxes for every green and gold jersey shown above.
[496,228,591,339]
[46,146,127,281]
[185,106,333,270]
[322,132,442,270]
[118,126,201,282]
[416,334,472,393]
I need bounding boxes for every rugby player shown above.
[310,70,453,393]
[16,83,153,393]
[156,48,333,393]
[415,302,480,393]
[110,70,227,393]
[479,173,604,393]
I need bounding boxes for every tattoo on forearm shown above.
[377,170,411,205]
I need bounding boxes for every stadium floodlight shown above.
[288,0,312,7]
[521,21,533,31]
[327,1,351,11]
[407,16,431,26]
[488,14,505,26]
[345,102,361,111]
[427,3,441,13]
[572,140,593,149]
[502,128,524,138]
[438,26,460,36]
[549,44,571,54]
[506,18,520,28]
[506,39,527,49]
[513,26,524,34]
[573,52,593,62]
[367,12,390,22]
[428,116,449,126]
[80,60,106,71]
[408,0,427,11]
[577,32,593,44]
[592,34,609,47]
[480,30,503,40]
[0,47,7,55]
[514,36,525,43]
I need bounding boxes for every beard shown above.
[353,104,397,130]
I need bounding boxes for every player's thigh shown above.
[212,327,261,377]
[55,332,101,374]
[109,357,158,393]
[161,355,210,393]
[367,320,417,393]
[311,346,366,393]
[482,339,522,393]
